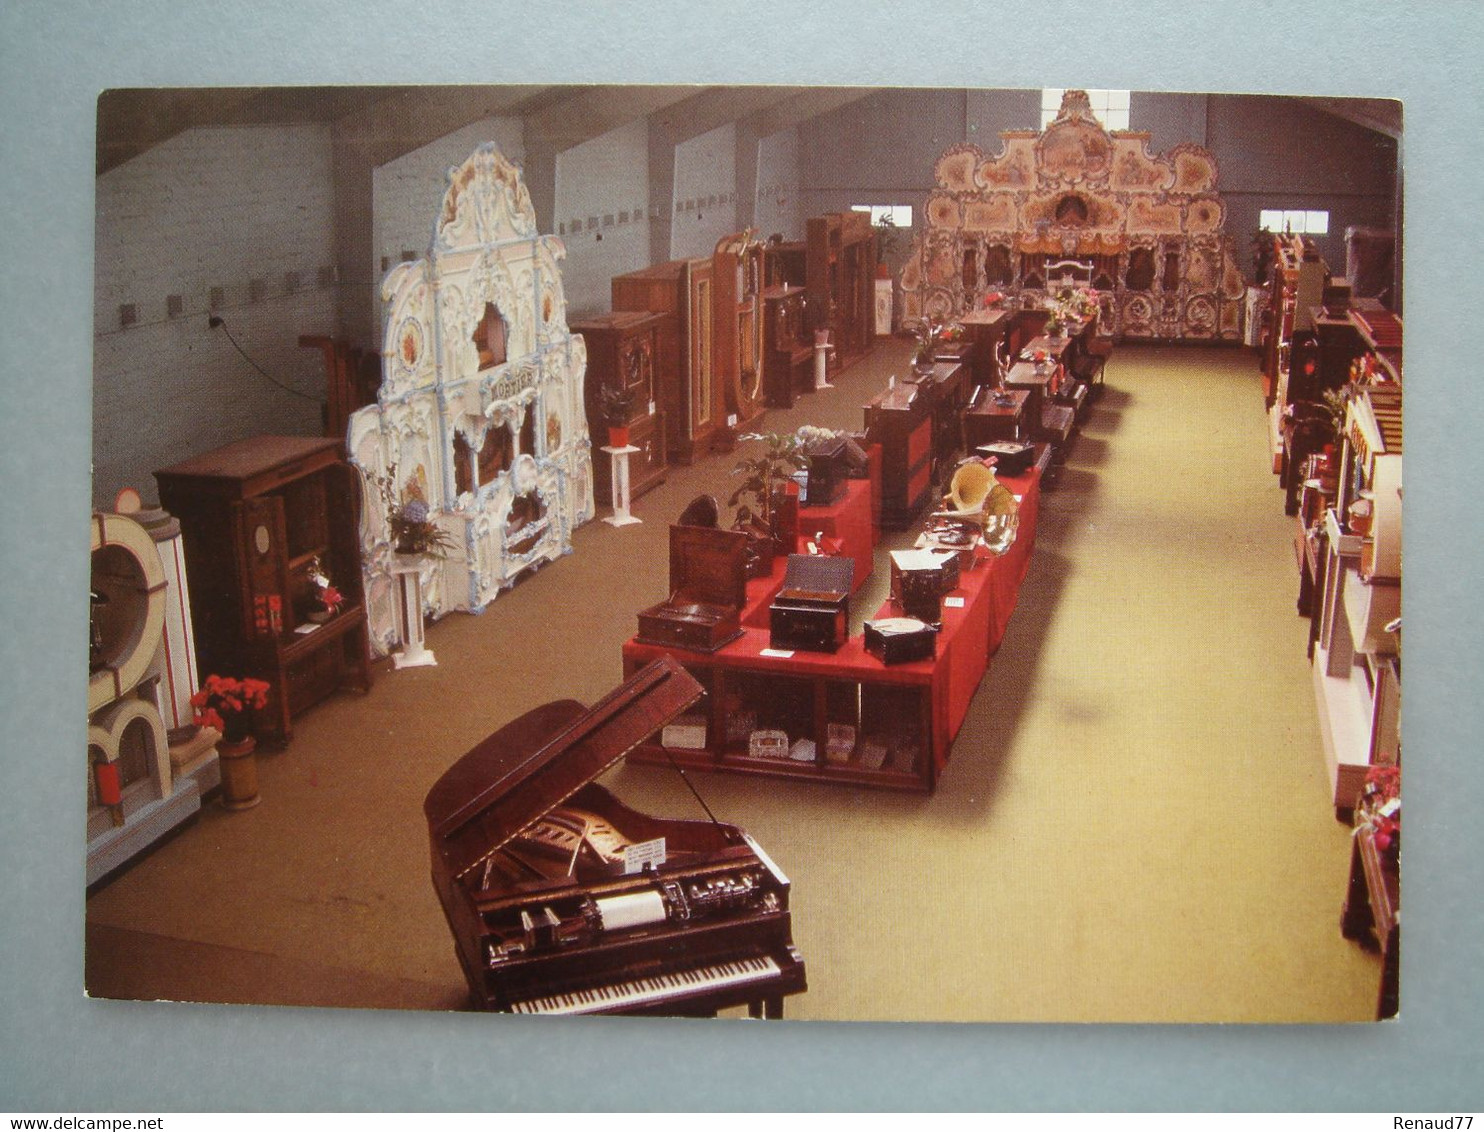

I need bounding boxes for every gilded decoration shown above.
[348,143,592,655]
[899,90,1247,341]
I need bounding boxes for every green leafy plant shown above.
[600,382,636,426]
[728,432,809,530]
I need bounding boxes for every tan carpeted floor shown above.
[84,339,1384,1022]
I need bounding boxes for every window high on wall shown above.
[1259,209,1330,236]
[1042,89,1130,130]
[852,204,913,228]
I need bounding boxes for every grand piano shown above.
[423,656,808,1017]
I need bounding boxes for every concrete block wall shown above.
[754,127,802,243]
[371,116,526,331]
[554,117,652,319]
[670,123,738,262]
[93,124,336,507]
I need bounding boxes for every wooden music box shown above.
[800,435,849,506]
[890,548,958,626]
[768,554,854,653]
[636,525,749,653]
[975,441,1036,477]
[864,617,938,665]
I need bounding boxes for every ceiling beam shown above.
[743,87,876,139]
[1299,97,1402,140]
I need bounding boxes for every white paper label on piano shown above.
[621,837,667,875]
[595,888,668,930]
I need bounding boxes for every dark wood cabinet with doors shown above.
[571,311,668,503]
[806,211,876,375]
[762,284,812,408]
[155,435,372,746]
[612,258,720,464]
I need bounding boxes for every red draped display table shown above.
[623,466,1040,793]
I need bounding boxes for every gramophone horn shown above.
[948,461,995,513]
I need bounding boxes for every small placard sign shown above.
[727,413,739,427]
[944,596,966,609]
[622,837,667,875]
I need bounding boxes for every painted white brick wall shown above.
[754,127,802,242]
[554,117,651,318]
[671,123,737,261]
[94,124,336,507]
[371,117,525,328]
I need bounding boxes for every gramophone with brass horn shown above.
[926,458,1020,559]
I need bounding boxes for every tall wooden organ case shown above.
[612,258,721,464]
[713,229,767,430]
[422,657,808,1017]
[345,144,593,656]
[571,310,668,502]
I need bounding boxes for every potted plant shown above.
[873,213,900,280]
[191,674,271,810]
[729,431,809,573]
[600,383,636,448]
[375,464,457,559]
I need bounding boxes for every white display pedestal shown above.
[391,556,436,668]
[602,445,642,527]
[813,335,834,391]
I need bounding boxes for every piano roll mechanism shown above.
[423,656,807,1018]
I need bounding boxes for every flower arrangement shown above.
[305,555,344,621]
[981,291,1005,308]
[1053,284,1101,327]
[910,318,964,368]
[1355,764,1400,859]
[191,674,271,744]
[374,464,457,557]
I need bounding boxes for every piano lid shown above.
[424,656,706,881]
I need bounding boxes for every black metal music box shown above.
[975,441,1036,477]
[889,548,957,626]
[769,554,854,653]
[801,435,849,506]
[636,525,749,652]
[863,617,939,665]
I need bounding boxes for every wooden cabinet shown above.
[612,258,720,464]
[864,382,935,531]
[571,311,668,503]
[155,435,371,745]
[762,285,811,408]
[806,212,876,375]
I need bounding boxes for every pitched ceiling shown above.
[96,84,875,175]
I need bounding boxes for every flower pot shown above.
[607,425,631,448]
[217,735,261,811]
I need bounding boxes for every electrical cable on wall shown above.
[209,315,320,402]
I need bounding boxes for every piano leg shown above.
[749,995,785,1020]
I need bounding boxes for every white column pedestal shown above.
[813,341,834,391]
[391,556,436,668]
[602,445,642,527]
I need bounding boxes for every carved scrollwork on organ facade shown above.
[900,90,1247,341]
[348,143,592,656]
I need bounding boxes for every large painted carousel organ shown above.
[348,144,594,656]
[900,90,1247,342]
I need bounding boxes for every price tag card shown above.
[760,648,795,658]
[622,837,667,875]
[944,596,966,609]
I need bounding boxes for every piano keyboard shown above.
[509,955,782,1016]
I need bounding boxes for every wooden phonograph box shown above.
[890,548,959,626]
[422,656,807,1017]
[769,553,855,653]
[636,525,749,652]
[864,617,939,665]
